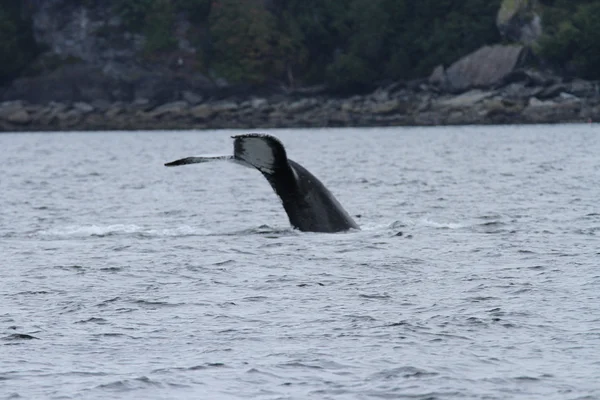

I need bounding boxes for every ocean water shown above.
[1,125,599,400]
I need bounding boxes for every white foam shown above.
[145,225,210,237]
[38,224,141,237]
[37,224,210,238]
[419,218,464,229]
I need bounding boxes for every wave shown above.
[36,224,210,238]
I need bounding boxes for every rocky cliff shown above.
[497,0,542,45]
[1,0,599,131]
[3,0,216,105]
[2,69,599,132]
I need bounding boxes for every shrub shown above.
[143,0,177,53]
[209,0,281,84]
[537,2,600,79]
[0,2,38,84]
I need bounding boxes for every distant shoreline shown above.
[1,76,599,132]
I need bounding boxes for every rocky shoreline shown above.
[1,70,599,132]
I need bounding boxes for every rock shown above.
[368,99,402,114]
[446,45,526,92]
[0,101,32,125]
[568,80,599,98]
[340,98,361,113]
[417,95,432,112]
[1,3,216,106]
[499,82,529,99]
[250,98,268,109]
[91,99,111,111]
[436,90,495,108]
[47,101,68,114]
[73,102,94,113]
[528,97,555,108]
[211,101,238,113]
[182,91,203,105]
[497,0,542,45]
[559,92,580,102]
[0,101,25,117]
[6,109,31,124]
[286,99,318,113]
[498,68,559,88]
[105,104,124,119]
[371,87,390,102]
[429,65,447,87]
[190,104,215,120]
[537,84,566,99]
[31,1,143,71]
[148,101,189,118]
[523,96,582,123]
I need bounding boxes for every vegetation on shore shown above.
[0,0,37,84]
[536,0,600,79]
[1,0,599,91]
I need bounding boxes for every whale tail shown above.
[164,154,233,167]
[232,134,288,175]
[164,134,288,174]
[164,133,359,233]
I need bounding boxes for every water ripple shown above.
[1,127,599,399]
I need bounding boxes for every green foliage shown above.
[326,53,372,91]
[537,1,600,78]
[266,0,346,84]
[309,0,502,90]
[176,0,212,23]
[209,0,282,84]
[7,0,599,91]
[109,0,505,88]
[112,0,154,31]
[143,0,177,53]
[0,1,38,84]
[111,0,178,54]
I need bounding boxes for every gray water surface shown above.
[1,126,599,399]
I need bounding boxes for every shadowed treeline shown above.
[1,0,600,92]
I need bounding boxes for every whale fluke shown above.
[165,155,233,167]
[165,134,359,233]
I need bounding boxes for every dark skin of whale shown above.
[165,134,359,233]
[261,157,359,233]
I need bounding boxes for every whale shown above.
[165,133,359,233]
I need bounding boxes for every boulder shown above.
[147,101,189,118]
[445,45,526,92]
[368,99,402,114]
[73,102,95,113]
[522,96,582,123]
[5,109,31,125]
[211,101,238,113]
[286,99,319,113]
[528,97,555,108]
[190,104,215,120]
[250,98,268,109]
[537,84,567,100]
[182,91,204,105]
[429,65,447,87]
[497,0,542,45]
[436,90,495,109]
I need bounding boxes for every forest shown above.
[1,0,600,91]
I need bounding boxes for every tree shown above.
[538,2,600,79]
[143,0,177,53]
[209,0,282,84]
[0,1,38,84]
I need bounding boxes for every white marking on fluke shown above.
[233,134,278,174]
